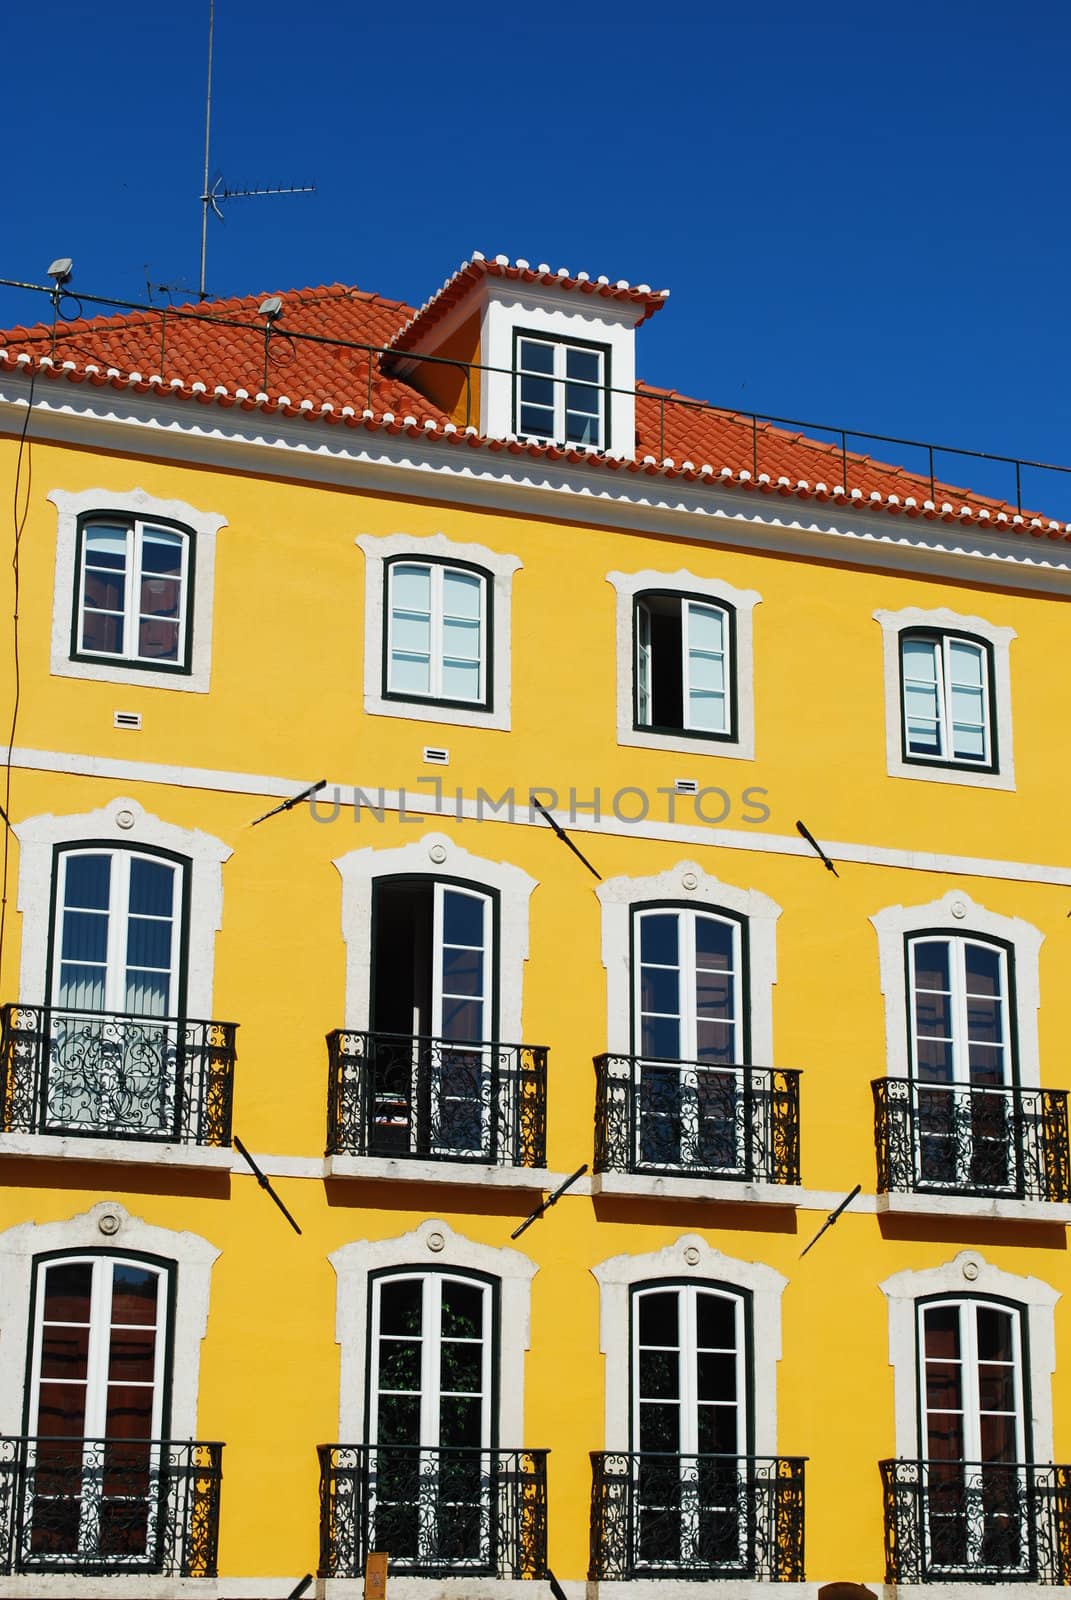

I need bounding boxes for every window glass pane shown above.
[903,637,939,681]
[391,565,431,611]
[441,660,481,700]
[82,611,125,655]
[520,374,554,409]
[443,570,482,620]
[697,1351,737,1403]
[442,619,481,661]
[390,654,431,695]
[639,914,679,967]
[443,892,485,948]
[85,526,129,562]
[60,910,108,967]
[379,1279,423,1336]
[949,640,984,687]
[128,859,174,918]
[64,852,111,911]
[519,339,554,375]
[391,613,431,654]
[566,347,600,383]
[696,1293,736,1350]
[565,409,599,446]
[640,1016,681,1060]
[441,1279,484,1340]
[141,529,183,577]
[639,1347,679,1399]
[638,1291,678,1348]
[977,1307,1014,1363]
[442,946,483,997]
[110,1266,159,1326]
[41,1322,90,1380]
[688,605,724,654]
[43,1261,93,1322]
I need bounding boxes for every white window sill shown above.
[590,1172,807,1208]
[886,756,1015,792]
[616,727,755,761]
[882,1585,1061,1600]
[876,1191,1071,1225]
[361,692,511,732]
[324,1155,562,1193]
[589,1583,818,1600]
[0,1131,234,1172]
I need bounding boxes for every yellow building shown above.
[1,251,1071,1600]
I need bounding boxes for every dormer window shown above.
[514,331,608,449]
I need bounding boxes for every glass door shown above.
[909,938,1014,1191]
[369,1272,494,1570]
[24,1256,169,1568]
[633,909,744,1173]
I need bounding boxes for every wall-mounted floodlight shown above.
[258,295,283,321]
[47,258,74,287]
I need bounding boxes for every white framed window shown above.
[366,1269,495,1569]
[900,632,993,768]
[513,330,607,450]
[75,519,191,671]
[52,848,184,1018]
[636,594,734,738]
[385,559,488,707]
[22,1253,171,1568]
[357,534,521,732]
[599,863,778,1064]
[0,1203,218,1450]
[874,607,1015,790]
[49,488,225,694]
[609,571,761,760]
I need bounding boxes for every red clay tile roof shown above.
[0,279,1066,540]
[387,252,669,356]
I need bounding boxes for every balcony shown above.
[880,1459,1071,1584]
[0,1437,222,1577]
[0,1005,237,1159]
[317,1444,549,1580]
[592,1055,801,1202]
[588,1452,805,1582]
[325,1030,547,1178]
[872,1078,1071,1220]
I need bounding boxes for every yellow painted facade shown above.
[2,267,1071,1599]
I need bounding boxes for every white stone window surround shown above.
[871,889,1042,1091]
[0,1202,219,1442]
[48,487,226,694]
[333,833,536,1042]
[592,1234,787,1455]
[874,605,1016,790]
[330,1219,537,1445]
[12,796,230,1019]
[880,1251,1059,1463]
[357,532,520,732]
[480,280,644,460]
[597,861,780,1061]
[608,569,761,760]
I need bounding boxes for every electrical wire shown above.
[0,363,36,979]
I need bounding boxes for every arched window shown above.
[21,1251,173,1569]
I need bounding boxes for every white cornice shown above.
[3,379,1071,591]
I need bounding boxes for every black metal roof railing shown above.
[2,274,1071,522]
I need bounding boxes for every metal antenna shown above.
[198,0,316,301]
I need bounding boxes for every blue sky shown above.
[3,0,1070,514]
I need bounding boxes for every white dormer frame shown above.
[482,280,642,458]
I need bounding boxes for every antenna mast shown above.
[197,0,315,302]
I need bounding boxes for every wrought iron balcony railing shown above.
[872,1078,1071,1203]
[0,1437,223,1577]
[0,1004,237,1147]
[589,1452,806,1582]
[880,1459,1071,1584]
[318,1444,549,1579]
[326,1030,547,1167]
[593,1055,801,1184]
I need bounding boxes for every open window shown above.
[368,879,496,1159]
[635,593,735,739]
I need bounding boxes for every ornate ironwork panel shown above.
[593,1055,800,1184]
[0,1437,222,1577]
[588,1452,805,1582]
[0,1005,237,1147]
[880,1459,1071,1585]
[872,1079,1071,1202]
[317,1444,548,1579]
[0,1005,236,1146]
[325,1031,547,1167]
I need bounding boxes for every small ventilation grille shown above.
[674,777,698,795]
[113,711,142,730]
[423,747,450,765]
